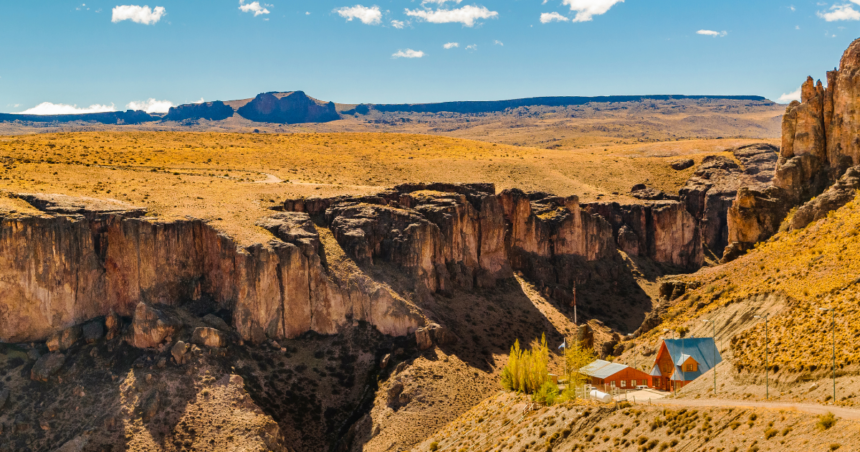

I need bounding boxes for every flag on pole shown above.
[558,340,566,350]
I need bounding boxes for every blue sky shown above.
[1,0,860,114]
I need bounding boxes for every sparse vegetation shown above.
[817,412,837,431]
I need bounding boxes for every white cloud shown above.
[818,4,860,21]
[562,0,624,22]
[790,5,796,11]
[443,42,459,49]
[540,12,569,23]
[405,5,498,27]
[778,88,801,103]
[126,98,174,113]
[111,5,166,25]
[494,39,503,46]
[392,49,425,58]
[239,0,270,17]
[391,19,405,28]
[20,102,116,115]
[466,44,477,51]
[697,29,727,37]
[336,5,382,25]
[422,0,462,4]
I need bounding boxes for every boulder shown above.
[171,341,190,365]
[82,320,104,343]
[671,159,695,170]
[46,326,81,352]
[191,327,229,348]
[415,328,433,350]
[31,353,65,382]
[127,303,179,349]
[202,314,231,331]
[387,381,404,406]
[630,184,675,201]
[724,186,789,263]
[380,354,391,369]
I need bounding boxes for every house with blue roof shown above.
[649,338,722,391]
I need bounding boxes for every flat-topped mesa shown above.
[724,38,860,260]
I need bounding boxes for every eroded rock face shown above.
[790,165,860,230]
[583,200,703,270]
[724,186,788,262]
[679,144,778,257]
[727,39,860,256]
[0,195,422,344]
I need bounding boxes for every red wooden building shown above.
[648,338,722,391]
[580,359,651,393]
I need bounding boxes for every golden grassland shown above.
[642,197,860,373]
[0,131,769,245]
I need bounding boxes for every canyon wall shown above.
[1,182,707,345]
[725,38,860,259]
[0,194,423,344]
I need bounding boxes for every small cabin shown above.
[580,359,652,393]
[648,338,722,391]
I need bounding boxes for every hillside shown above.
[414,392,860,452]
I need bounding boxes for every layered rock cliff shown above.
[679,144,777,257]
[0,193,423,344]
[1,182,708,346]
[582,200,704,270]
[237,91,340,124]
[725,38,860,260]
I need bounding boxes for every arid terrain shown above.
[2,76,858,452]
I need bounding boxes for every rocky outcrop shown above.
[679,144,777,256]
[191,327,228,348]
[789,165,860,230]
[164,101,235,122]
[725,39,860,257]
[583,201,703,270]
[501,190,618,293]
[237,91,340,124]
[723,186,788,262]
[0,193,422,344]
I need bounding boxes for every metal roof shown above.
[649,365,662,377]
[675,353,693,366]
[661,338,722,382]
[580,359,630,379]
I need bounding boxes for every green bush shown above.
[764,428,778,439]
[429,442,439,451]
[532,380,560,405]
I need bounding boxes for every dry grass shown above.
[0,131,769,245]
[640,197,860,373]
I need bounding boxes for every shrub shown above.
[533,380,560,406]
[781,427,792,436]
[817,412,837,431]
[501,335,551,395]
[749,413,757,421]
[829,444,841,451]
[429,442,439,451]
[764,428,778,439]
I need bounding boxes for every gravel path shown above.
[653,397,860,420]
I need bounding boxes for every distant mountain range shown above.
[0,92,771,126]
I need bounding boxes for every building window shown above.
[611,381,616,388]
[621,380,626,388]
